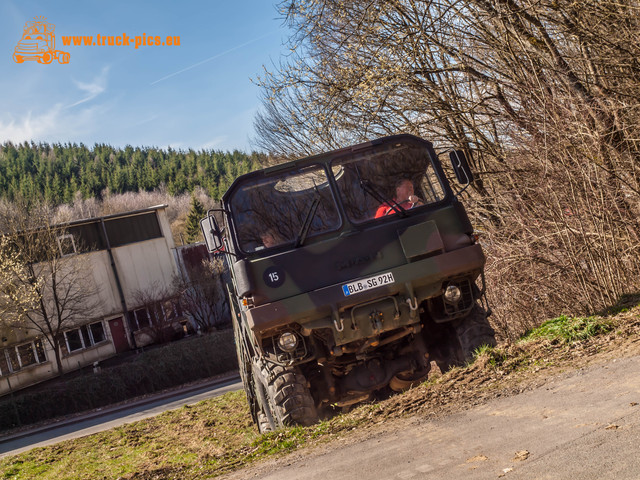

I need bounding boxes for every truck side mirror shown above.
[449,150,475,185]
[200,215,223,253]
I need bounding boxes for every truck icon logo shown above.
[13,16,70,64]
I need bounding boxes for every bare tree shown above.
[131,281,183,344]
[176,257,229,333]
[0,203,101,375]
[0,237,39,324]
[254,0,640,338]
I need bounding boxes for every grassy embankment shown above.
[2,296,639,480]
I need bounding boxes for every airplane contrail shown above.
[150,31,278,86]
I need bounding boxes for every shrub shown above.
[0,330,237,431]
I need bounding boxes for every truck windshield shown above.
[229,164,341,253]
[331,141,446,223]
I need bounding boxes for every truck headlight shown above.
[277,331,298,352]
[444,285,462,304]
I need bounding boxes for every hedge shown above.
[0,330,237,431]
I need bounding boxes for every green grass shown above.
[473,344,499,360]
[522,314,614,343]
[0,390,374,480]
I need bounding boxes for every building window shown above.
[57,234,77,256]
[126,313,137,332]
[128,308,151,332]
[163,300,178,321]
[62,321,107,356]
[136,309,151,329]
[128,299,180,332]
[0,340,48,376]
[90,321,106,345]
[17,343,36,367]
[7,348,20,371]
[89,322,106,343]
[66,329,84,352]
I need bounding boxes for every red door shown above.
[108,317,130,353]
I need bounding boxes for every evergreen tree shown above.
[0,142,266,204]
[185,195,206,243]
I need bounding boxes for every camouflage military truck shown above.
[201,134,495,432]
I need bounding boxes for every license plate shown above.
[342,272,395,296]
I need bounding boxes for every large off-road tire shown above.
[252,360,318,432]
[455,304,496,361]
[432,304,496,372]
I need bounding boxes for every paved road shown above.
[224,356,640,480]
[0,377,242,458]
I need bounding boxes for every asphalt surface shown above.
[0,375,242,458]
[223,356,640,480]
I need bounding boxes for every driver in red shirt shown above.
[375,179,422,218]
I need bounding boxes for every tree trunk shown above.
[51,337,65,377]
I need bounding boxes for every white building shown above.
[0,205,181,396]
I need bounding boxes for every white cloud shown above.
[0,66,111,144]
[66,66,110,108]
[0,105,63,143]
[0,104,103,145]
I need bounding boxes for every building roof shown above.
[55,204,169,229]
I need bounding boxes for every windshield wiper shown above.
[354,166,407,217]
[295,195,320,247]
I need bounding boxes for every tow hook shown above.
[406,296,418,320]
[369,310,384,333]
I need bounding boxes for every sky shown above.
[0,1,292,153]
